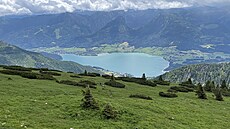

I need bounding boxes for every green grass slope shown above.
[0,67,229,129]
[0,41,99,73]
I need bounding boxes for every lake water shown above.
[61,53,169,77]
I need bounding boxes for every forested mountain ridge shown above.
[0,41,99,73]
[161,62,230,85]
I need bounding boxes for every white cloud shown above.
[0,0,229,16]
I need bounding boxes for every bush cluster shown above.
[129,94,152,100]
[154,80,170,86]
[58,80,97,89]
[102,74,112,79]
[222,90,230,97]
[3,66,32,71]
[79,71,101,77]
[37,68,62,72]
[0,70,56,80]
[104,80,125,88]
[117,77,156,87]
[154,75,170,86]
[179,78,196,88]
[169,86,194,92]
[39,70,61,76]
[70,75,81,78]
[159,92,178,98]
[79,80,97,86]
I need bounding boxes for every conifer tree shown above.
[102,103,117,119]
[159,75,164,82]
[213,86,224,101]
[188,78,192,84]
[81,86,99,109]
[111,74,115,81]
[204,80,212,92]
[196,83,207,99]
[84,70,88,75]
[142,73,146,80]
[210,81,216,92]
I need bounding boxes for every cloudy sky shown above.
[0,0,229,16]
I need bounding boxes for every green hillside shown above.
[0,66,229,129]
[0,41,99,73]
[161,63,230,85]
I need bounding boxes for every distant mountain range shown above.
[0,6,230,53]
[161,62,230,85]
[0,41,99,73]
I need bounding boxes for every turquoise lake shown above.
[61,53,169,77]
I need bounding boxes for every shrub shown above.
[70,75,81,78]
[79,72,100,77]
[57,80,80,86]
[104,80,125,88]
[167,89,177,93]
[102,74,112,79]
[58,80,96,88]
[213,87,224,101]
[0,70,56,80]
[196,83,207,99]
[81,87,99,110]
[169,86,194,92]
[179,78,196,88]
[154,80,170,86]
[39,71,61,76]
[38,68,62,72]
[79,80,96,86]
[3,66,32,71]
[102,103,117,119]
[117,77,156,87]
[204,80,213,92]
[222,90,230,97]
[159,92,178,98]
[129,94,152,100]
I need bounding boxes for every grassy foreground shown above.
[0,71,229,129]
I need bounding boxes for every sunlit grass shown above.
[0,72,229,129]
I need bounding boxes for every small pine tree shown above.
[111,74,115,81]
[196,83,207,99]
[213,86,224,101]
[159,75,164,82]
[188,78,192,84]
[210,81,216,92]
[204,80,212,92]
[221,80,227,89]
[142,73,146,80]
[81,86,99,109]
[102,103,117,119]
[84,70,88,75]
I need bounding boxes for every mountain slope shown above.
[70,16,133,47]
[0,66,229,129]
[0,41,99,73]
[1,7,230,53]
[161,62,230,85]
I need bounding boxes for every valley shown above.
[31,42,230,71]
